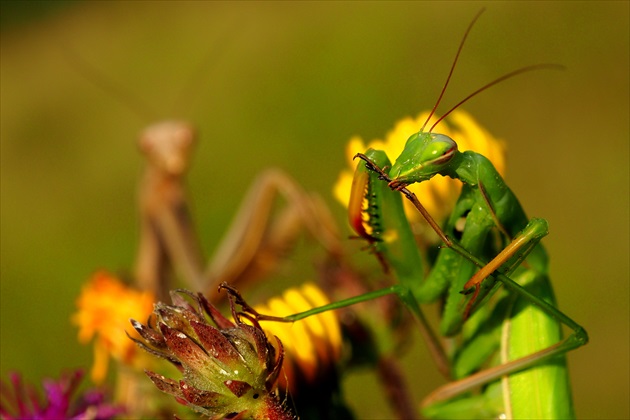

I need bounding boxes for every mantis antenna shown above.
[60,43,159,122]
[170,29,237,117]
[430,63,564,132]
[59,26,238,122]
[420,8,564,133]
[420,8,485,133]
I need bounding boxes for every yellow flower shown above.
[334,110,506,230]
[254,283,342,393]
[72,271,155,383]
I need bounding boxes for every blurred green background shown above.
[1,1,628,418]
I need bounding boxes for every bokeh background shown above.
[1,1,628,418]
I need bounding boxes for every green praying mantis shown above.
[237,10,589,419]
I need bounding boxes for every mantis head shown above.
[389,131,458,188]
[139,120,196,175]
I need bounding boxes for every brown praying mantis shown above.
[134,118,343,302]
[62,38,343,302]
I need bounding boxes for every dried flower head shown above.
[129,289,294,420]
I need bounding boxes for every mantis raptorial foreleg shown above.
[135,121,343,302]
[205,168,342,300]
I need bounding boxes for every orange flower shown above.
[72,271,154,383]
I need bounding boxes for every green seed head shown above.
[130,290,294,420]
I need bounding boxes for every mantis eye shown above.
[423,134,458,166]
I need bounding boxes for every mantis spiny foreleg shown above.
[205,168,343,300]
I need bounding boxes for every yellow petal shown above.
[264,297,317,381]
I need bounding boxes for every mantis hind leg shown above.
[389,181,587,415]
[421,220,585,417]
[461,217,549,318]
[422,267,575,419]
[137,162,342,300]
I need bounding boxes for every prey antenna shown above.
[420,8,485,133]
[430,63,565,131]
